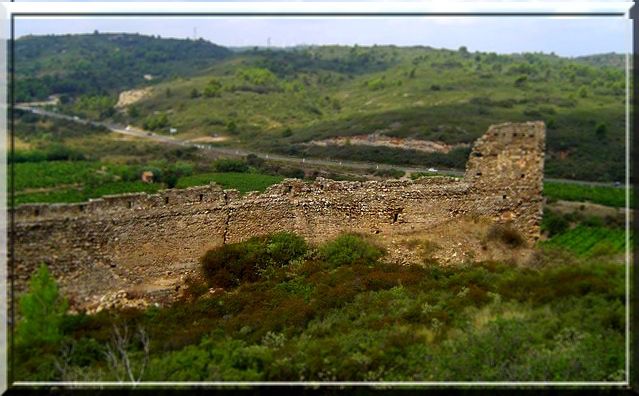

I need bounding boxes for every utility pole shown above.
[267,37,271,48]
[193,27,197,40]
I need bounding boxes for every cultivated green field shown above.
[543,225,628,257]
[14,181,163,206]
[544,181,629,208]
[11,161,98,191]
[11,157,288,205]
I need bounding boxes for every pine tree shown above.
[17,264,68,347]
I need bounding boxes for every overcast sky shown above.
[14,16,630,57]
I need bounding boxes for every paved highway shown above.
[15,105,626,187]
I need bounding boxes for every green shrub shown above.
[514,75,527,87]
[236,67,278,86]
[319,233,385,268]
[373,168,405,179]
[227,120,238,134]
[281,167,305,179]
[201,232,307,288]
[246,154,265,169]
[578,86,589,98]
[204,85,221,98]
[204,79,222,98]
[541,210,569,237]
[595,123,608,140]
[213,158,249,173]
[281,128,293,138]
[127,105,140,117]
[16,264,68,347]
[367,78,386,91]
[266,232,308,266]
[523,108,542,117]
[10,146,86,163]
[143,113,169,131]
[201,237,269,288]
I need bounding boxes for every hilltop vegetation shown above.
[575,53,626,70]
[14,33,231,102]
[14,34,627,182]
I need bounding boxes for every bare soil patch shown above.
[305,133,469,154]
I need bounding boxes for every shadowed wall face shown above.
[13,121,546,310]
[465,121,546,242]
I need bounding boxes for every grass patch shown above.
[11,161,100,191]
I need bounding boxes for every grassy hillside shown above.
[14,34,627,181]
[127,45,626,181]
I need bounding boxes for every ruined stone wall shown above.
[12,121,545,310]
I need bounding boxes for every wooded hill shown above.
[14,33,627,182]
[14,33,231,102]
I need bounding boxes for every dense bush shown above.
[246,154,265,168]
[163,162,194,188]
[319,233,385,268]
[373,168,405,179]
[289,144,470,170]
[212,158,249,173]
[201,237,269,288]
[541,209,570,237]
[201,232,308,288]
[266,232,308,265]
[143,113,169,131]
[280,167,305,179]
[9,145,87,163]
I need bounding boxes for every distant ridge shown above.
[15,32,232,101]
[574,52,626,70]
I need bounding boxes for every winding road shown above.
[15,105,625,187]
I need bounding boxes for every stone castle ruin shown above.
[12,121,546,311]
